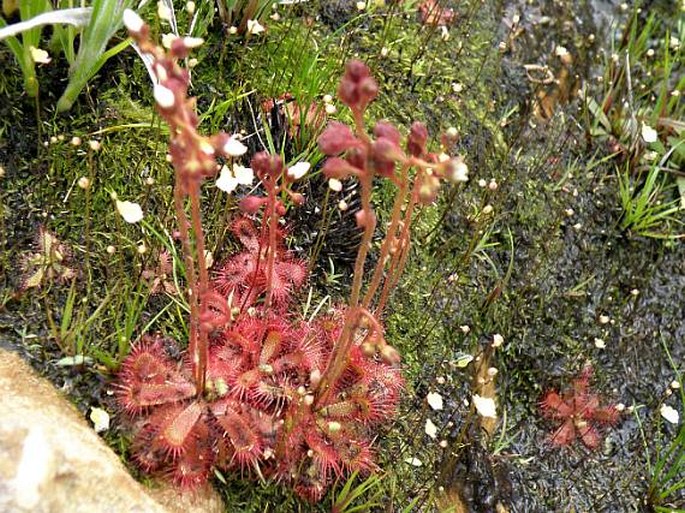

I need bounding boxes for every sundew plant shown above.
[115,9,468,501]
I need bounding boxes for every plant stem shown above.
[174,184,202,394]
[362,164,410,309]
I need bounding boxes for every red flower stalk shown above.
[540,365,621,449]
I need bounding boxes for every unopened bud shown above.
[123,9,144,34]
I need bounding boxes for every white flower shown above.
[246,19,265,35]
[424,418,438,439]
[404,457,423,467]
[216,164,254,193]
[426,391,443,411]
[472,394,497,418]
[123,9,144,33]
[153,84,175,109]
[660,404,680,424]
[29,47,51,64]
[492,333,504,347]
[89,407,110,433]
[641,124,658,143]
[116,200,144,223]
[233,164,254,185]
[287,161,311,180]
[223,136,248,157]
[216,165,239,193]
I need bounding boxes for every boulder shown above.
[0,348,224,513]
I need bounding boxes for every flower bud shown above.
[407,121,428,157]
[290,192,305,205]
[251,151,283,179]
[373,121,401,145]
[318,122,357,155]
[322,157,357,180]
[239,195,266,214]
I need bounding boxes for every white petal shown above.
[89,407,110,433]
[287,161,311,180]
[424,418,438,439]
[116,200,144,223]
[216,165,238,193]
[224,136,247,157]
[492,333,504,347]
[183,37,204,49]
[153,84,175,109]
[472,394,497,418]
[641,124,658,143]
[404,457,423,467]
[29,46,51,64]
[426,391,443,411]
[204,250,214,269]
[123,9,144,33]
[247,19,265,35]
[161,33,178,49]
[660,404,680,424]
[328,178,343,192]
[157,1,172,21]
[233,164,254,185]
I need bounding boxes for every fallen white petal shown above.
[427,391,443,411]
[29,46,51,64]
[116,200,144,223]
[247,19,265,35]
[287,161,311,180]
[424,418,438,439]
[472,394,497,418]
[404,457,423,467]
[328,178,343,192]
[89,407,110,433]
[660,404,680,424]
[641,124,658,143]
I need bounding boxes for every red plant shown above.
[540,365,621,449]
[118,11,464,502]
[214,217,307,310]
